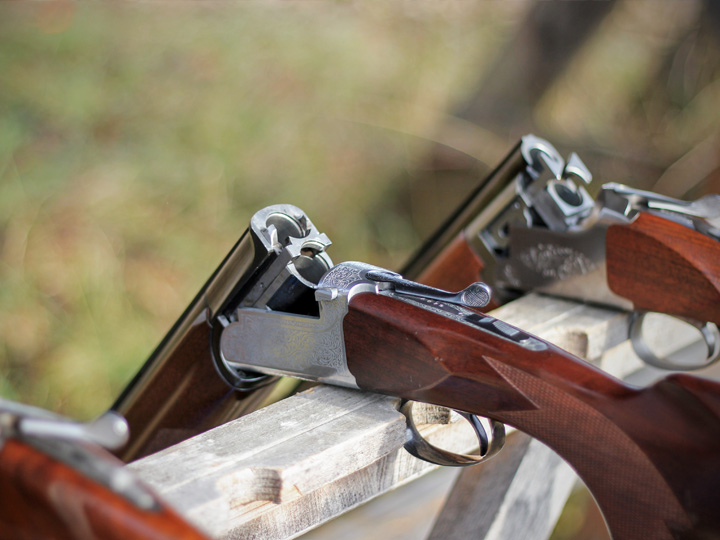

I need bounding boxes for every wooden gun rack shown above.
[128,293,719,540]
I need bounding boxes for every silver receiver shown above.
[209,204,333,390]
[218,261,507,467]
[458,135,720,371]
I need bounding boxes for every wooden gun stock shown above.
[343,293,720,540]
[607,212,720,326]
[415,231,487,292]
[0,438,208,540]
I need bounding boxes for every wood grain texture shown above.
[343,292,720,540]
[0,438,208,540]
[607,212,720,325]
[116,311,276,461]
[415,232,487,293]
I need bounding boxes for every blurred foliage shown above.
[0,2,515,418]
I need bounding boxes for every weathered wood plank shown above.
[129,384,484,539]
[427,432,575,540]
[128,293,691,540]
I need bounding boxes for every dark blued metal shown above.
[365,269,492,308]
[399,400,505,467]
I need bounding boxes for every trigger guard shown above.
[399,400,505,467]
[629,311,720,371]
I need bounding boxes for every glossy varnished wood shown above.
[343,293,720,540]
[416,232,486,291]
[607,212,720,325]
[0,439,208,540]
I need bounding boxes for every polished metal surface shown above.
[500,225,633,310]
[219,261,385,389]
[18,411,129,451]
[221,293,356,387]
[601,183,720,240]
[241,205,333,310]
[365,269,492,308]
[1,397,128,450]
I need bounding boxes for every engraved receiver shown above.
[404,135,720,371]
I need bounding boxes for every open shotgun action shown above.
[406,135,720,371]
[213,258,720,540]
[111,205,333,461]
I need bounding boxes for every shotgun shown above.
[212,258,720,540]
[404,134,720,371]
[0,398,208,540]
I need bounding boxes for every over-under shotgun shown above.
[216,259,720,540]
[111,205,332,460]
[404,134,720,370]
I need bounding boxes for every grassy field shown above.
[0,2,519,418]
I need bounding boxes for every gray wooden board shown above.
[128,293,705,540]
[129,385,480,539]
[427,432,577,540]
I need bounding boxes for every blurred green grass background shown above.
[1,2,504,417]
[3,0,720,421]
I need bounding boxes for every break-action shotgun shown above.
[213,257,720,540]
[111,205,333,461]
[404,134,720,371]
